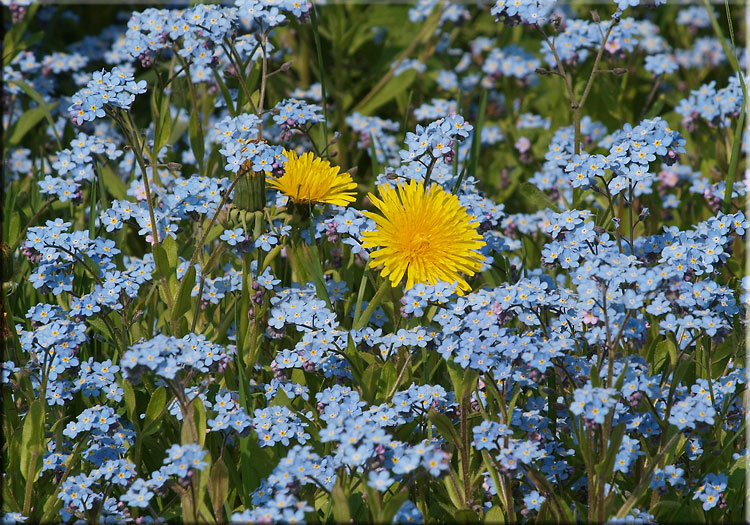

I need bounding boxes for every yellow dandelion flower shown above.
[266,150,356,207]
[361,180,485,294]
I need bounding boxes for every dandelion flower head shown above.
[361,179,485,294]
[266,150,357,207]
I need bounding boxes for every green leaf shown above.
[153,244,171,280]
[153,88,173,154]
[209,459,229,521]
[376,361,398,402]
[11,79,61,148]
[428,409,461,447]
[454,509,480,524]
[122,379,136,421]
[172,264,196,324]
[652,338,677,369]
[358,69,417,116]
[595,422,626,478]
[292,242,332,310]
[484,505,506,524]
[213,70,236,116]
[143,387,167,434]
[20,400,44,481]
[99,164,127,201]
[361,362,382,403]
[189,110,205,173]
[723,103,745,213]
[163,235,178,270]
[447,360,477,401]
[519,182,561,213]
[460,89,487,193]
[2,4,39,66]
[7,102,58,147]
[310,5,329,147]
[332,478,351,523]
[270,387,292,410]
[191,397,207,447]
[381,489,410,523]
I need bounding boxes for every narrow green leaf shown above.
[20,400,44,481]
[595,422,626,478]
[153,88,173,154]
[213,69,236,116]
[361,362,382,403]
[458,89,487,193]
[2,4,39,66]
[143,387,167,432]
[428,409,461,447]
[209,459,229,521]
[7,103,57,147]
[723,104,745,213]
[189,110,205,173]
[12,79,61,149]
[332,479,351,523]
[381,489,410,523]
[519,182,561,213]
[153,244,170,280]
[376,360,398,402]
[122,379,136,421]
[172,265,196,323]
[193,397,207,447]
[358,70,417,116]
[310,5,329,147]
[89,177,98,240]
[99,164,127,201]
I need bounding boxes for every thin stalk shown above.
[184,173,243,280]
[257,28,269,139]
[310,5,329,148]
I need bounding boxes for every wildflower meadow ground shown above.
[1,0,748,523]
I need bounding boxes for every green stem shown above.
[120,111,160,246]
[353,279,390,330]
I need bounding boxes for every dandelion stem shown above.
[353,279,390,330]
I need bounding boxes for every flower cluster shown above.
[68,67,147,124]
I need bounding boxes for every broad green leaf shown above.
[484,506,506,524]
[454,509,479,523]
[447,360,477,401]
[193,397,207,447]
